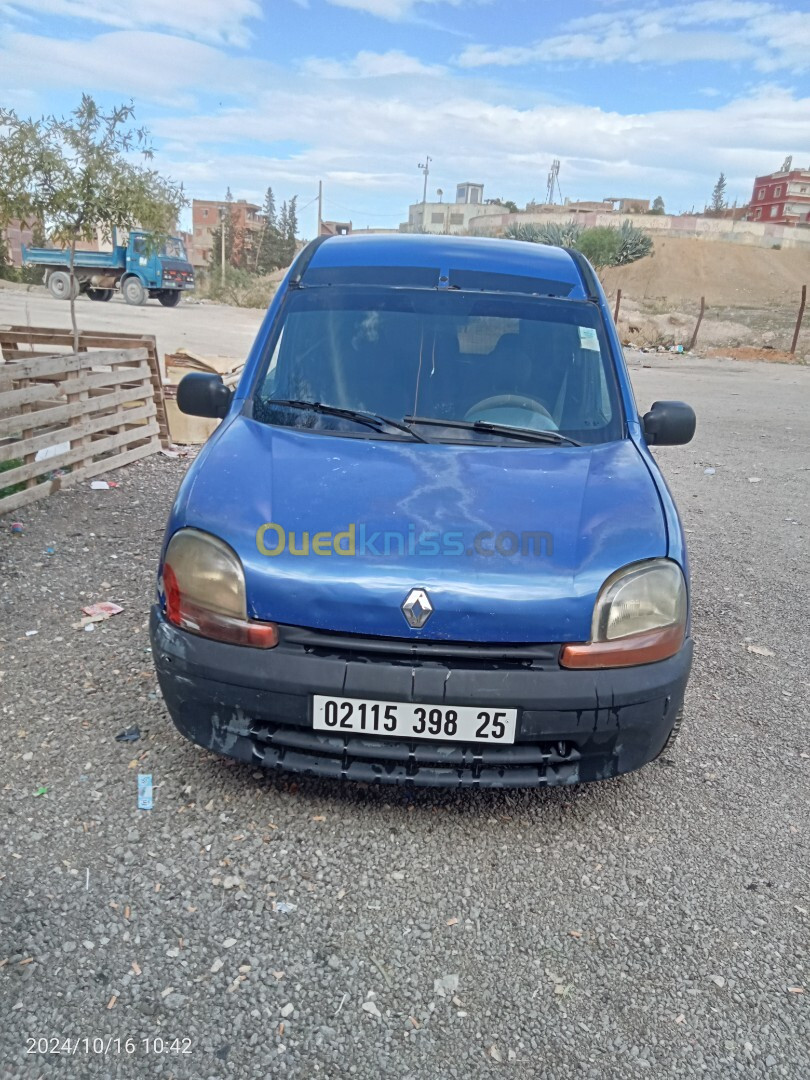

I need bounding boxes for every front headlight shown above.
[561,560,687,669]
[594,561,686,641]
[162,528,277,648]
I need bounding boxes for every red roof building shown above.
[747,159,810,226]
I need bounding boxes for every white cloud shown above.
[456,1,810,73]
[152,77,810,217]
[3,0,262,46]
[300,49,446,78]
[0,29,268,103]
[326,0,464,21]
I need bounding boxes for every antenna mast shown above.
[546,159,560,205]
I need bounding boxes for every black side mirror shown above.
[642,400,696,445]
[177,372,233,419]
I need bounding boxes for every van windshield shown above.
[253,287,624,445]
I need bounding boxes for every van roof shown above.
[305,233,589,299]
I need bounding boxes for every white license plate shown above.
[312,695,517,744]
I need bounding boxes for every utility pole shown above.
[418,157,432,206]
[220,206,226,287]
[317,180,323,237]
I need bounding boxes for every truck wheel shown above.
[158,290,181,307]
[122,277,147,306]
[48,271,77,301]
[87,288,114,302]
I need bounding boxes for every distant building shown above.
[319,220,352,236]
[564,199,615,214]
[191,199,264,269]
[604,197,651,213]
[319,221,398,237]
[747,159,810,225]
[1,219,35,266]
[402,182,506,234]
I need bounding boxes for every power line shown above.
[323,197,401,221]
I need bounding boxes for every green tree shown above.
[256,185,284,273]
[285,195,298,262]
[649,195,665,215]
[277,196,299,266]
[576,226,622,270]
[709,173,727,215]
[0,95,186,347]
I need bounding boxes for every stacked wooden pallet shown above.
[0,345,160,515]
[0,325,169,447]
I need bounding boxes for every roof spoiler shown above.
[288,235,331,287]
[565,248,601,302]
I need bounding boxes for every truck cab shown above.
[120,231,195,306]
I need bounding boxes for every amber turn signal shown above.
[560,623,684,669]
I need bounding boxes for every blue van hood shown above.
[175,418,666,643]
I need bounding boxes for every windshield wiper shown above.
[266,399,431,442]
[404,415,581,446]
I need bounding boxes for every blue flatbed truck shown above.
[22,229,195,307]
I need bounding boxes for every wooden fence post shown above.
[613,289,622,324]
[790,285,806,355]
[688,297,706,352]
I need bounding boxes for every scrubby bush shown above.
[614,219,654,264]
[195,267,283,309]
[504,220,583,248]
[504,217,653,269]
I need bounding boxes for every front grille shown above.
[278,625,561,669]
[247,719,581,787]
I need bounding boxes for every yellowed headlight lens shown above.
[593,560,686,641]
[164,529,246,620]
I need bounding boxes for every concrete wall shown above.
[468,211,810,250]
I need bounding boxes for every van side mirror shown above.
[642,400,696,445]
[177,372,233,419]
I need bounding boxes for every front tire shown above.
[660,705,684,755]
[158,290,181,308]
[87,288,114,302]
[48,271,77,301]
[122,277,147,306]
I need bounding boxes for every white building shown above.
[401,182,507,235]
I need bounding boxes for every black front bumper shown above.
[150,608,692,789]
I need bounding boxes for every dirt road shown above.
[0,286,264,371]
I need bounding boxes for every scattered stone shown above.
[434,974,459,997]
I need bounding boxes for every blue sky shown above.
[2,0,809,237]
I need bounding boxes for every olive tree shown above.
[0,95,186,347]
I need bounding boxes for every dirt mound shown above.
[602,235,810,308]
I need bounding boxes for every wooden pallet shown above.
[0,347,160,515]
[0,325,169,448]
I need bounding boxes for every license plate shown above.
[312,695,517,744]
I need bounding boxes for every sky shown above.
[1,0,809,238]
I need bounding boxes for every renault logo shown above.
[402,588,433,629]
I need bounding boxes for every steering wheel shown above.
[465,394,554,422]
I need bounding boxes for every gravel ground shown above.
[1,354,809,1079]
